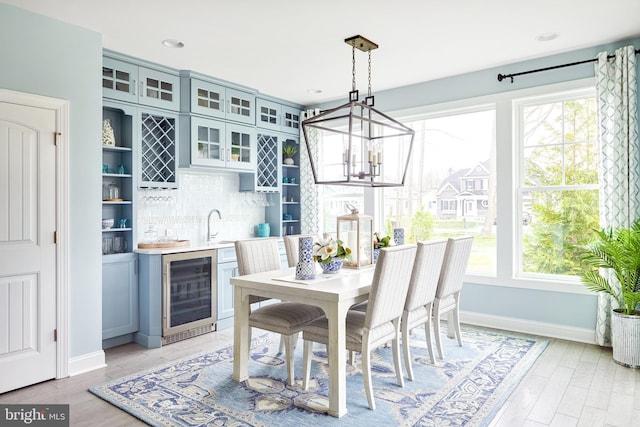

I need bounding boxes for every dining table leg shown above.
[232,288,250,382]
[325,301,351,418]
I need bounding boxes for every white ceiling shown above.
[5,0,640,106]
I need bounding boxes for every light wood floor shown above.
[1,327,638,427]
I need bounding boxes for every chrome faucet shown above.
[206,209,222,243]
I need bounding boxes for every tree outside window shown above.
[517,91,599,276]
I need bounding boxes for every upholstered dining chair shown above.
[283,234,318,267]
[401,239,448,380]
[301,244,417,410]
[234,238,325,385]
[432,236,474,360]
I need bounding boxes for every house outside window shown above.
[383,108,496,276]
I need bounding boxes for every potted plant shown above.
[283,144,297,165]
[576,218,640,367]
[313,237,352,274]
[373,232,394,263]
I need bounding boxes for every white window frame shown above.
[381,78,595,295]
[513,84,597,280]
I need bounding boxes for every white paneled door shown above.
[0,95,58,393]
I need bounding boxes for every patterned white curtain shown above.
[594,45,640,346]
[299,109,320,234]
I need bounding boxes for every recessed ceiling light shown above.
[535,32,559,42]
[307,89,323,95]
[162,39,184,48]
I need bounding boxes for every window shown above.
[384,107,496,276]
[515,88,598,277]
[313,80,598,288]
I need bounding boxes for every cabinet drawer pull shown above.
[132,79,137,96]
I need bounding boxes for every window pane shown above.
[385,109,496,276]
[518,90,598,277]
[522,189,599,275]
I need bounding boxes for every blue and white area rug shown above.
[89,325,548,426]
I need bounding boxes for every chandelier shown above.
[301,35,415,187]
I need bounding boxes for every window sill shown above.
[463,274,592,295]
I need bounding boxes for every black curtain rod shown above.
[497,48,640,83]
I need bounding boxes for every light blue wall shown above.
[0,4,103,358]
[312,37,640,332]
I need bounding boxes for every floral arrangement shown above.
[313,237,352,264]
[373,232,394,248]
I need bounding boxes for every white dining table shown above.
[230,266,375,418]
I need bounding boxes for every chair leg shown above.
[446,311,456,339]
[423,303,436,364]
[392,321,404,388]
[401,313,414,381]
[302,339,313,390]
[433,301,445,359]
[425,320,436,364]
[361,344,376,410]
[278,335,285,354]
[283,334,296,385]
[452,294,463,347]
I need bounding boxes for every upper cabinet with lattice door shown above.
[103,53,180,112]
[139,108,179,188]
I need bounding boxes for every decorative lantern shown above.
[337,204,373,269]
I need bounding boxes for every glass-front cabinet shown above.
[256,98,301,135]
[186,76,255,125]
[182,116,255,171]
[103,55,180,111]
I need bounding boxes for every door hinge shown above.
[54,231,57,244]
[55,132,61,146]
[54,329,57,342]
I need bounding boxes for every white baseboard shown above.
[67,350,106,377]
[460,310,596,345]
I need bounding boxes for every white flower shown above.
[313,237,339,261]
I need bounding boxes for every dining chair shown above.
[301,244,417,410]
[401,239,448,380]
[283,234,318,268]
[235,238,325,385]
[432,236,474,360]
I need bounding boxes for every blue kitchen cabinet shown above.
[184,75,255,125]
[103,54,180,111]
[216,247,238,330]
[239,131,281,193]
[181,116,255,172]
[256,98,301,135]
[102,253,138,348]
[138,107,179,188]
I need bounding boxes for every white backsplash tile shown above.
[137,171,269,245]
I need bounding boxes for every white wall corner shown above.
[67,350,106,377]
[460,310,597,345]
